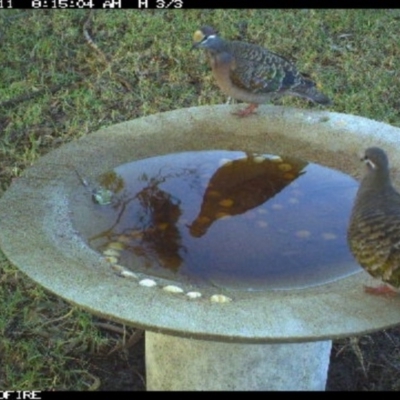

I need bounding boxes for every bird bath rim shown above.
[1,104,400,344]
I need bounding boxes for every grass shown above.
[1,9,400,390]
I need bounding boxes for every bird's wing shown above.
[229,42,306,94]
[381,238,400,287]
[348,209,391,272]
[351,202,400,284]
[381,204,400,286]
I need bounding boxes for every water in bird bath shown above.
[71,150,361,291]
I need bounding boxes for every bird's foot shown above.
[364,284,398,297]
[232,103,258,118]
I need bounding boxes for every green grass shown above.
[1,9,400,390]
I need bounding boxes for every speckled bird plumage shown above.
[347,147,400,292]
[192,26,331,117]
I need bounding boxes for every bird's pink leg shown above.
[364,284,398,297]
[232,103,259,118]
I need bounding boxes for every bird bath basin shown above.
[1,105,400,390]
[76,150,359,292]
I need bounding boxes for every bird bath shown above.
[1,105,400,390]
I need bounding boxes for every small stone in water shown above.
[139,279,157,288]
[186,291,202,299]
[210,294,232,303]
[108,242,125,250]
[103,248,121,257]
[163,285,184,294]
[120,270,138,279]
[104,256,119,264]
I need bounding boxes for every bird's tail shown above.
[291,77,332,106]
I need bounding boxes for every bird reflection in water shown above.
[188,154,307,237]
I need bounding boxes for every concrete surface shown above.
[1,104,400,345]
[0,105,400,390]
[146,332,332,390]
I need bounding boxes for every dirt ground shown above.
[87,326,400,391]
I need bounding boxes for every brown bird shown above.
[192,26,331,117]
[347,147,400,295]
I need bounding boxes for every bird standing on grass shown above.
[347,147,400,295]
[192,26,331,117]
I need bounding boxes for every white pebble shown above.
[103,248,120,257]
[111,264,125,272]
[107,242,125,250]
[163,285,184,294]
[120,270,138,279]
[139,279,157,288]
[210,294,232,303]
[186,291,202,299]
[104,256,119,264]
[253,156,265,163]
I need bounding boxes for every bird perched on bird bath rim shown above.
[347,147,400,296]
[192,26,331,117]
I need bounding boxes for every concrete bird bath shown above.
[1,105,400,391]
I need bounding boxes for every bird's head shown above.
[192,26,223,51]
[361,147,389,171]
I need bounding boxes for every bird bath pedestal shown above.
[1,105,400,391]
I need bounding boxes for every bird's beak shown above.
[361,156,376,169]
[192,30,206,49]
